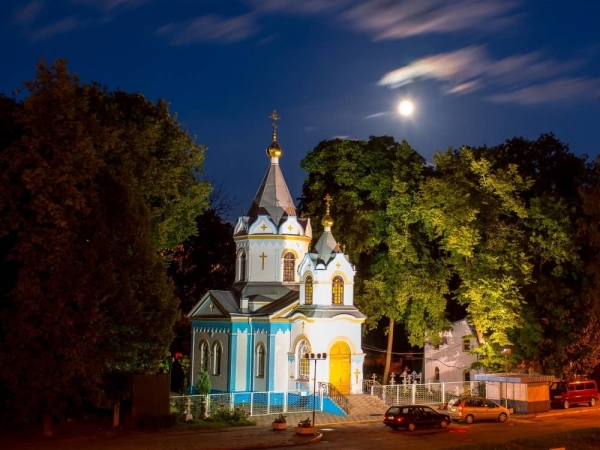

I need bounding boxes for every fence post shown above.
[320,389,324,411]
[251,392,255,416]
[284,391,288,413]
[442,383,446,403]
[266,392,269,415]
[412,383,416,404]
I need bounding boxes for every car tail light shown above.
[396,417,403,422]
[458,405,463,412]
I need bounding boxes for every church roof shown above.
[247,110,297,225]
[247,162,297,224]
[314,230,340,264]
[290,304,366,319]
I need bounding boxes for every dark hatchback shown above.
[383,405,452,432]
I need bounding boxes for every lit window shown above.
[256,344,266,378]
[298,342,310,380]
[305,275,313,305]
[283,252,295,282]
[200,341,209,372]
[434,367,440,382]
[212,342,222,375]
[332,276,344,304]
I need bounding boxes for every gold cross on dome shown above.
[324,194,332,210]
[260,252,267,270]
[269,110,280,141]
[336,262,341,268]
[288,225,293,231]
[261,223,268,231]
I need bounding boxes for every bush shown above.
[208,406,251,424]
[194,370,211,395]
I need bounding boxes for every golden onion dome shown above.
[322,213,334,228]
[266,140,283,158]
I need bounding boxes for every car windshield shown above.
[550,382,566,392]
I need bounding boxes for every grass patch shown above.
[448,427,600,449]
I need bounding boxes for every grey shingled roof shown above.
[314,230,340,264]
[248,162,296,224]
[289,305,366,319]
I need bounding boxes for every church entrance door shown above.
[329,341,351,394]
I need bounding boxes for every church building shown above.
[188,112,366,395]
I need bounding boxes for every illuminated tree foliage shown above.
[298,136,442,381]
[0,60,210,433]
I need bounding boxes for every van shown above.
[549,379,598,409]
[447,396,510,423]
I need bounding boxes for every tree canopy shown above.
[0,60,210,432]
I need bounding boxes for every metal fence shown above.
[364,380,487,406]
[170,390,321,423]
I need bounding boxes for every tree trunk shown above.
[382,318,394,385]
[113,401,121,427]
[43,412,53,437]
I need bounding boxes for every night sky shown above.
[3,0,600,216]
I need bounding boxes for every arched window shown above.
[332,276,344,304]
[283,252,295,282]
[238,252,247,281]
[199,340,209,372]
[297,341,310,380]
[434,367,440,382]
[256,343,266,378]
[463,370,471,382]
[305,275,313,305]
[212,341,222,376]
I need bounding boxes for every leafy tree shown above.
[299,136,434,381]
[417,147,533,370]
[473,135,598,377]
[0,60,209,434]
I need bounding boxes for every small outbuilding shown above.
[474,373,555,414]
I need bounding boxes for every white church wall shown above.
[424,320,479,383]
[272,330,290,391]
[235,329,249,391]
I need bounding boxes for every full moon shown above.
[398,100,414,116]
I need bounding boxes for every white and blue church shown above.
[188,112,366,396]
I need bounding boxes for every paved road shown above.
[5,405,600,450]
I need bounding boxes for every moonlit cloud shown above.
[487,78,600,104]
[30,17,83,41]
[378,45,598,104]
[12,0,44,25]
[157,14,258,45]
[365,112,388,119]
[341,0,520,40]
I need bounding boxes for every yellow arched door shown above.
[329,341,351,394]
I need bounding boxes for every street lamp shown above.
[502,348,511,408]
[304,352,327,429]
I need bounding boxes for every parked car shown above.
[550,379,598,409]
[382,405,451,432]
[447,396,510,424]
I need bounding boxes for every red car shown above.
[383,405,451,432]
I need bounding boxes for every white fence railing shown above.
[364,380,486,406]
[170,390,322,422]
